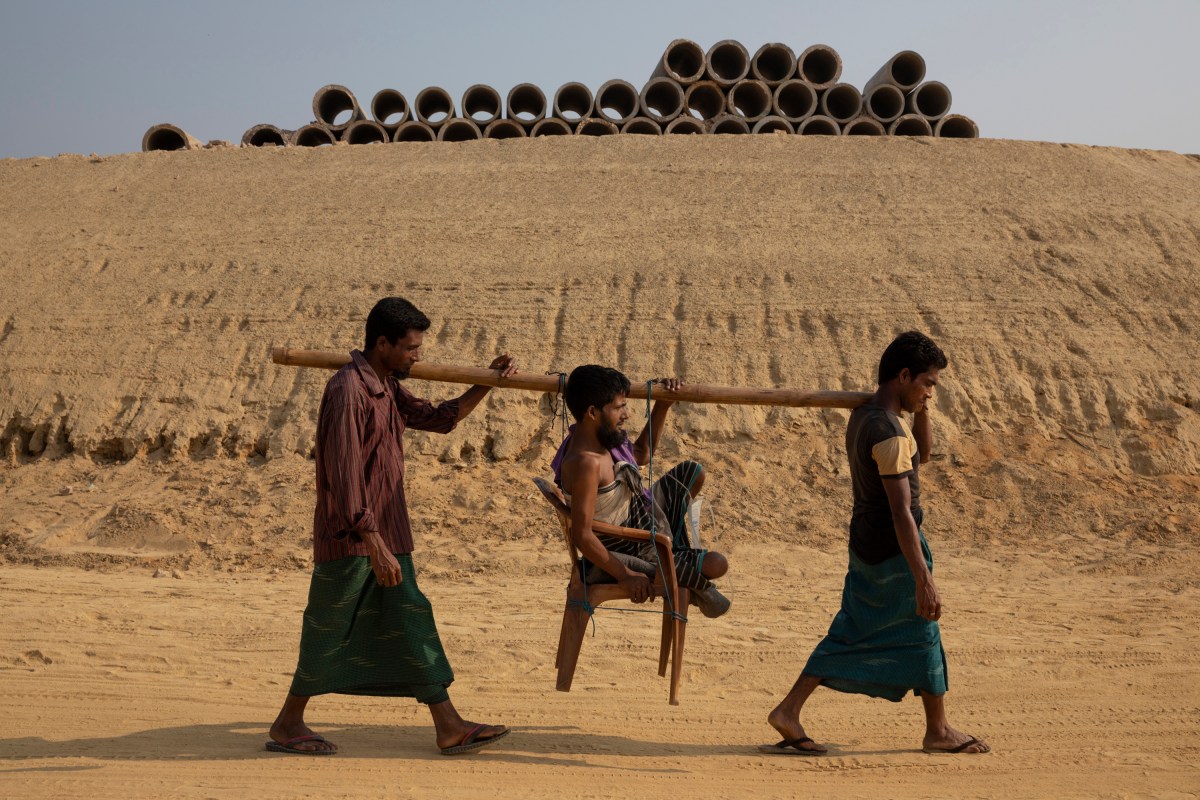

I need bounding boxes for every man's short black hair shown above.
[877,331,949,384]
[565,365,631,421]
[364,297,431,351]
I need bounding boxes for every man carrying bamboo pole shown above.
[762,332,990,756]
[552,365,731,616]
[267,297,514,756]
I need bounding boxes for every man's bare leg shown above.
[429,697,508,750]
[269,693,337,753]
[919,692,990,753]
[766,674,827,752]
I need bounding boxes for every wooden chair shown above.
[532,477,690,705]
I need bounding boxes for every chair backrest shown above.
[532,477,580,563]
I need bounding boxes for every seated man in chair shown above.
[552,364,731,618]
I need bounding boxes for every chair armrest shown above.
[591,520,672,550]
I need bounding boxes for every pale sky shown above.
[0,0,1197,158]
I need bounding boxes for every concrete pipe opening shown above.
[864,84,905,124]
[622,117,663,135]
[142,124,199,152]
[664,116,706,134]
[889,114,933,136]
[437,118,482,142]
[653,38,706,85]
[907,81,952,121]
[751,116,794,134]
[684,81,726,121]
[639,78,685,122]
[865,50,926,94]
[935,114,979,138]
[820,83,863,123]
[484,119,527,139]
[462,84,502,125]
[751,43,796,86]
[798,115,840,135]
[796,45,842,89]
[710,114,751,134]
[553,82,594,121]
[506,83,546,126]
[531,118,573,136]
[344,120,389,145]
[415,87,455,128]
[842,117,886,136]
[292,124,337,147]
[594,80,639,124]
[576,118,619,136]
[371,89,410,130]
[313,84,363,131]
[705,39,750,87]
[773,80,818,123]
[241,124,288,148]
[393,121,436,142]
[729,80,773,121]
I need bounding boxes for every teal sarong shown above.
[289,553,454,704]
[802,533,948,702]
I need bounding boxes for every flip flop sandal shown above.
[264,734,337,755]
[757,737,827,756]
[439,724,511,756]
[923,736,989,754]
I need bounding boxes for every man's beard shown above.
[392,368,410,379]
[597,420,625,450]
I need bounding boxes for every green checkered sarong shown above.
[289,553,453,704]
[802,532,949,702]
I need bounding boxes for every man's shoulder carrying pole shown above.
[271,346,872,410]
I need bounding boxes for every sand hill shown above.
[1,138,1198,798]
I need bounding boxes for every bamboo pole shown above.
[271,346,873,409]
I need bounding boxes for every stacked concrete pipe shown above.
[485,119,526,139]
[705,40,750,87]
[313,85,364,134]
[652,39,706,85]
[143,124,201,152]
[415,87,455,130]
[594,80,640,125]
[462,84,502,126]
[292,123,336,147]
[507,83,547,128]
[796,45,842,90]
[371,89,410,135]
[240,124,289,148]
[343,120,389,145]
[553,83,593,123]
[153,38,981,151]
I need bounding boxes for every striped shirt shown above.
[312,349,460,563]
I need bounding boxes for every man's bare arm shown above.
[913,407,933,464]
[453,353,518,422]
[632,378,680,466]
[882,476,940,621]
[563,455,655,603]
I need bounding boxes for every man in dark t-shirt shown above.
[761,331,990,757]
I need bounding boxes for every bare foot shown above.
[922,727,990,754]
[436,721,509,751]
[269,720,338,753]
[766,706,827,754]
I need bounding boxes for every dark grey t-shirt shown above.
[846,404,923,564]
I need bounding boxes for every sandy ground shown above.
[3,542,1199,800]
[2,138,1199,797]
